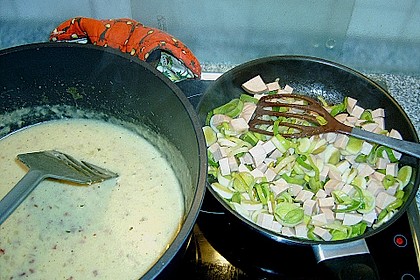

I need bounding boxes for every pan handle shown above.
[312,239,379,279]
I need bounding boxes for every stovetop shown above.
[172,78,420,280]
[173,195,420,279]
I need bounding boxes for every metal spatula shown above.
[0,150,118,225]
[248,93,420,158]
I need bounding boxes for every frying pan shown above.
[0,43,207,279]
[197,56,420,279]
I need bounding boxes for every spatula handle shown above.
[0,169,45,225]
[349,127,420,159]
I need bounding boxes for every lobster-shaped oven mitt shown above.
[50,17,201,81]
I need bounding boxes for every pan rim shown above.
[0,42,208,278]
[199,54,420,246]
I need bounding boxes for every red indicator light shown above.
[394,234,407,247]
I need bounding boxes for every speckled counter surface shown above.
[366,73,420,134]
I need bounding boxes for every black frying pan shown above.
[197,56,420,279]
[0,42,207,279]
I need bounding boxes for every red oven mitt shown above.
[50,17,201,81]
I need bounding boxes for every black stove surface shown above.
[173,195,419,280]
[173,78,420,280]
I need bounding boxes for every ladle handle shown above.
[0,169,45,225]
[347,127,420,159]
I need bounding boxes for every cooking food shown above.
[246,92,420,158]
[0,118,185,279]
[203,75,413,241]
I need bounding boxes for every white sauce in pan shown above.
[0,119,185,279]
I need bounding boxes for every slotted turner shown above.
[0,150,118,225]
[248,93,420,158]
